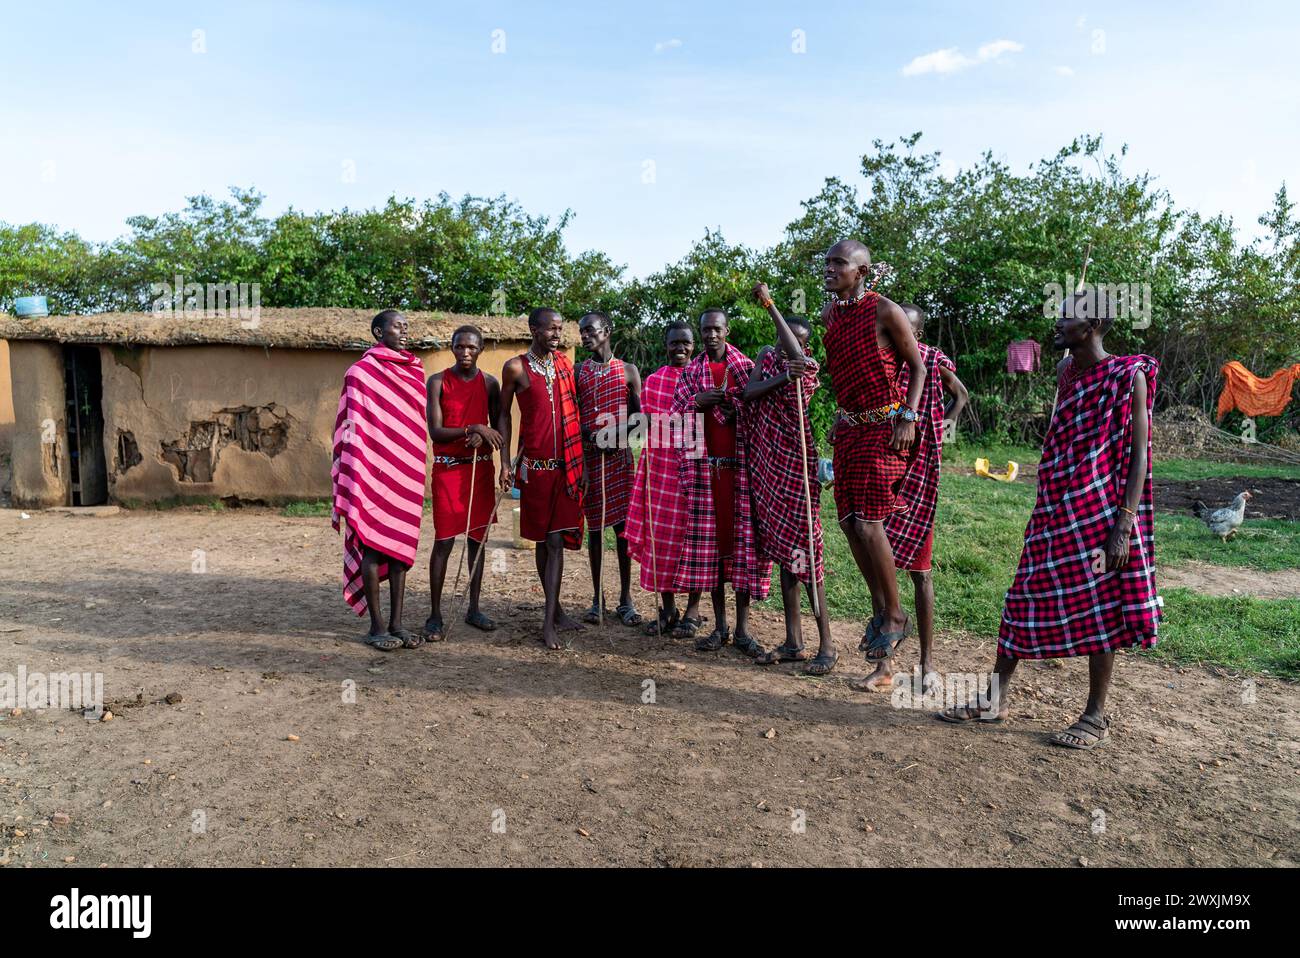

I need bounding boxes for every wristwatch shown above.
[896,406,919,423]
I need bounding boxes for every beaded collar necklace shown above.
[526,349,560,454]
[526,348,555,380]
[833,288,870,307]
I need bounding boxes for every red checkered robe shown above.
[885,343,955,570]
[670,345,771,598]
[743,347,824,584]
[999,354,1160,658]
[577,357,635,529]
[625,365,690,591]
[825,292,917,522]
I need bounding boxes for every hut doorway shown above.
[63,346,108,506]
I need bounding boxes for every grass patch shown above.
[280,500,332,518]
[1153,458,1300,482]
[942,442,1041,472]
[757,463,1298,678]
[1147,589,1300,679]
[1157,515,1300,572]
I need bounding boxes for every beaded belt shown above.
[837,402,903,426]
[432,454,492,466]
[525,457,562,471]
[707,456,739,470]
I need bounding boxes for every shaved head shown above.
[828,239,871,266]
[824,239,873,299]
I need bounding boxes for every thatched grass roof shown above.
[0,309,547,350]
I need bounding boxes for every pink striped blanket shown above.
[331,345,428,615]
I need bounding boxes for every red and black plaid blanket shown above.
[670,345,771,598]
[999,353,1160,658]
[744,347,824,584]
[884,343,955,569]
[625,366,689,591]
[577,357,634,528]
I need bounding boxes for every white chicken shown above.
[1193,491,1253,542]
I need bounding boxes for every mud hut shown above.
[1,309,551,508]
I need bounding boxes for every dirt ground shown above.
[0,507,1295,868]
[1153,476,1300,521]
[1161,561,1300,600]
[951,458,1300,522]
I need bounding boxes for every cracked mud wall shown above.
[101,341,527,504]
[8,341,70,507]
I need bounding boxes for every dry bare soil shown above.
[0,507,1295,867]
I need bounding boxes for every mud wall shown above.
[8,341,70,507]
[0,341,14,453]
[102,342,528,504]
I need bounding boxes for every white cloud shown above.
[1056,65,1075,76]
[902,38,1023,76]
[653,38,682,54]
[1076,15,1087,30]
[978,39,1024,60]
[902,47,972,75]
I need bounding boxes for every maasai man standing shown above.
[424,324,503,641]
[820,240,927,664]
[939,290,1159,750]
[670,309,771,656]
[331,309,428,651]
[576,312,643,627]
[625,321,704,638]
[498,308,587,651]
[744,289,836,675]
[856,303,968,693]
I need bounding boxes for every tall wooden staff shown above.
[753,282,821,618]
[791,369,821,618]
[640,436,663,633]
[451,449,523,635]
[1062,242,1094,364]
[598,454,608,631]
[442,454,479,642]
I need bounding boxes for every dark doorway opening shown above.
[63,346,108,506]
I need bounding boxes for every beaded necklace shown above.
[527,349,558,456]
[526,349,556,394]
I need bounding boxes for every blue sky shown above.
[2,1,1295,276]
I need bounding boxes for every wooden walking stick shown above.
[452,449,524,634]
[598,454,608,631]
[442,452,478,641]
[752,281,821,618]
[792,376,822,619]
[640,438,663,634]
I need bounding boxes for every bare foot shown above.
[541,624,564,650]
[553,608,584,631]
[850,666,893,693]
[919,660,941,695]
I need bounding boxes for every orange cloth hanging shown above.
[1215,361,1300,420]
